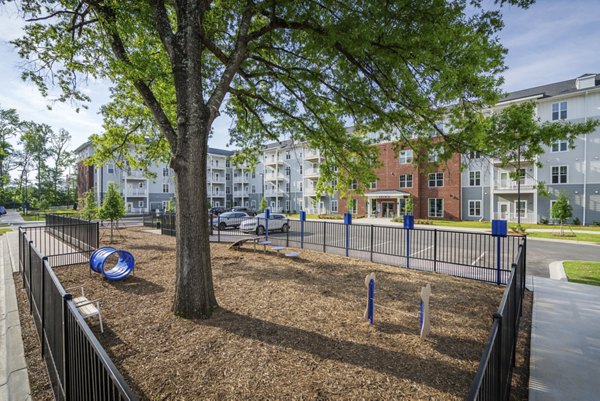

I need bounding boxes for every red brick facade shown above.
[339,142,462,220]
[77,160,94,199]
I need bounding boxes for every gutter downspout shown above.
[583,90,589,225]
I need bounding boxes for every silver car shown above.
[213,212,249,230]
[239,213,289,235]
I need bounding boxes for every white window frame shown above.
[468,200,482,217]
[399,174,413,188]
[138,201,144,208]
[107,162,115,174]
[162,183,169,193]
[428,172,444,188]
[351,180,358,190]
[551,165,568,184]
[331,200,338,213]
[214,201,220,207]
[369,181,377,189]
[468,151,481,159]
[552,140,568,152]
[469,171,481,187]
[552,101,568,121]
[251,185,256,194]
[514,200,527,218]
[285,200,290,210]
[399,150,413,164]
[428,198,443,218]
[162,201,168,209]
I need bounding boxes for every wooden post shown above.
[420,283,431,340]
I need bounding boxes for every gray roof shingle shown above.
[503,74,600,102]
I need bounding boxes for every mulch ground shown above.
[19,226,531,400]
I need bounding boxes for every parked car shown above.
[239,213,289,235]
[230,206,257,216]
[0,206,6,215]
[209,206,227,216]
[213,212,249,230]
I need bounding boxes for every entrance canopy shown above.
[364,190,411,218]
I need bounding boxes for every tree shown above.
[81,189,98,221]
[98,183,126,243]
[481,102,597,225]
[404,197,414,215]
[551,191,573,236]
[19,122,52,203]
[13,0,533,318]
[259,197,268,212]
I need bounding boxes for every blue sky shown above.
[0,0,599,152]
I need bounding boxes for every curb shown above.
[549,261,568,281]
[0,235,31,401]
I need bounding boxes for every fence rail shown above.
[20,220,137,401]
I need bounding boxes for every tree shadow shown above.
[197,309,471,396]
[432,334,486,362]
[106,275,165,296]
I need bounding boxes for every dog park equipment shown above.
[90,247,135,280]
[363,273,375,324]
[420,283,431,340]
[344,213,352,257]
[404,215,414,268]
[66,286,104,332]
[491,219,508,285]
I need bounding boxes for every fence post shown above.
[370,225,374,262]
[406,229,411,268]
[433,229,437,273]
[493,312,504,400]
[286,219,290,247]
[496,236,502,285]
[210,214,213,236]
[28,241,33,313]
[62,293,72,401]
[218,215,221,243]
[322,221,326,253]
[301,220,304,249]
[40,256,47,357]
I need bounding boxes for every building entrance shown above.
[381,201,396,218]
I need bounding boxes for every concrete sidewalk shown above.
[529,276,600,400]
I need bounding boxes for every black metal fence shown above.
[20,223,137,400]
[467,240,526,401]
[142,213,161,228]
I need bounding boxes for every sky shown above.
[0,0,599,153]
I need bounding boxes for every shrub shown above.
[572,217,581,226]
[539,217,549,225]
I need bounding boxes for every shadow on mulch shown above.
[199,308,471,397]
[433,335,487,361]
[106,275,165,296]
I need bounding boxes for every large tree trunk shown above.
[172,126,218,318]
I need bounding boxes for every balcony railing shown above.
[304,168,320,178]
[304,188,317,196]
[233,190,250,197]
[126,189,147,197]
[233,175,249,183]
[304,150,320,160]
[265,189,285,196]
[492,212,536,224]
[264,156,286,165]
[494,181,535,192]
[125,169,146,179]
[264,173,287,181]
[126,207,147,214]
[208,191,226,197]
[209,176,226,184]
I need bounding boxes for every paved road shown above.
[526,239,600,278]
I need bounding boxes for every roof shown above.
[208,147,234,156]
[73,141,92,154]
[502,73,600,103]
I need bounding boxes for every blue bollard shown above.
[300,211,306,248]
[368,278,375,325]
[404,215,413,268]
[420,300,424,331]
[344,212,352,257]
[265,208,270,240]
[491,220,507,285]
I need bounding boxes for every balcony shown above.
[233,190,250,197]
[208,191,226,198]
[208,176,226,184]
[264,172,287,182]
[264,157,286,166]
[494,180,536,193]
[492,212,536,224]
[125,188,148,197]
[264,189,285,197]
[126,207,147,214]
[304,168,320,179]
[304,150,320,161]
[233,175,248,183]
[125,169,147,180]
[304,187,317,196]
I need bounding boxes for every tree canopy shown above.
[11,0,536,318]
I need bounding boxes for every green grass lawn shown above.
[526,232,600,243]
[288,213,323,219]
[0,228,12,235]
[563,261,600,286]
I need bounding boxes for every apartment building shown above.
[461,73,600,225]
[338,142,462,220]
[75,142,235,213]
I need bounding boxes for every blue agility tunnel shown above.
[90,247,135,280]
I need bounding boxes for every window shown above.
[285,167,291,176]
[299,182,303,191]
[138,201,144,208]
[399,150,413,164]
[428,172,444,187]
[107,162,114,174]
[226,159,230,167]
[469,171,481,186]
[468,151,481,159]
[162,201,168,209]
[299,165,303,174]
[226,187,230,194]
[285,183,290,192]
[351,180,358,190]
[215,173,220,181]
[330,200,338,213]
[399,174,413,188]
[348,198,358,214]
[138,182,144,188]
[428,198,443,218]
[251,185,256,193]
[331,179,338,187]
[515,200,527,218]
[285,200,290,210]
[162,184,169,193]
[226,173,230,180]
[552,140,568,152]
[252,172,256,178]
[468,200,481,217]
[429,148,442,163]
[214,201,220,207]
[286,151,291,160]
[552,101,567,120]
[162,167,169,177]
[251,200,256,208]
[551,166,568,184]
[369,181,377,189]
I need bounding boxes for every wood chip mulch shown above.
[19,226,533,400]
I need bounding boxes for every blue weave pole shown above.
[496,236,501,285]
[420,300,424,332]
[90,247,135,281]
[368,278,375,325]
[406,229,411,268]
